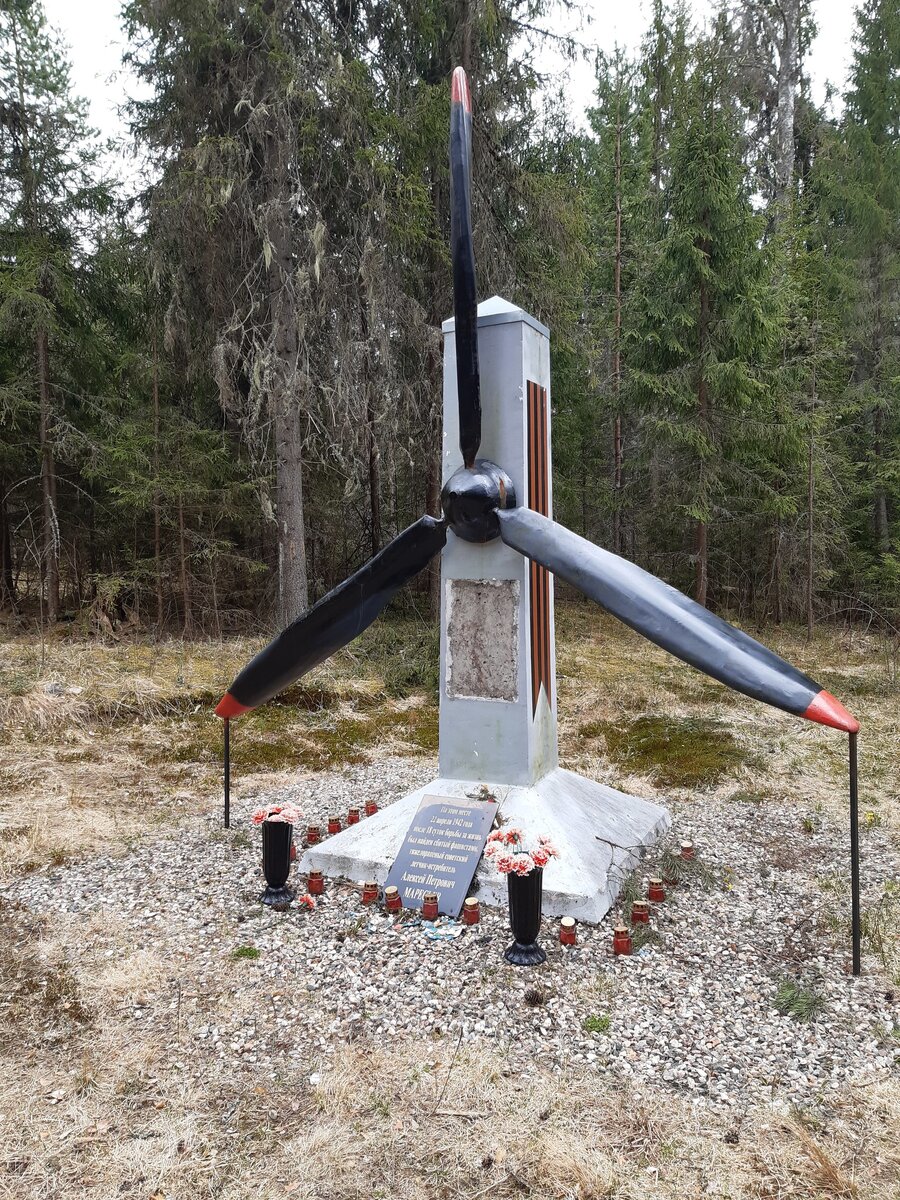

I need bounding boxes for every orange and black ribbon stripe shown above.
[527,381,551,716]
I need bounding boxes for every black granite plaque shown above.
[384,794,497,918]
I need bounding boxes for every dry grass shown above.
[2,1003,897,1199]
[0,626,438,877]
[1,610,899,1197]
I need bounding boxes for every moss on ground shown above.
[579,715,749,788]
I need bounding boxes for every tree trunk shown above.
[772,0,800,212]
[178,489,193,637]
[152,335,164,628]
[612,89,624,556]
[360,295,381,558]
[424,335,443,617]
[871,252,891,556]
[806,356,816,640]
[267,148,308,625]
[770,524,783,625]
[37,326,59,624]
[695,247,711,608]
[873,405,890,554]
[274,399,308,624]
[694,519,708,609]
[806,424,814,639]
[0,480,15,610]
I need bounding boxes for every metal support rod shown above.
[224,718,231,829]
[849,731,860,976]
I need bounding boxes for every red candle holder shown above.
[347,808,360,825]
[680,840,695,861]
[384,885,402,914]
[559,916,577,945]
[327,816,342,836]
[462,897,480,925]
[290,840,297,862]
[613,923,632,956]
[648,877,665,903]
[422,892,439,921]
[306,825,321,846]
[308,870,324,896]
[364,800,379,817]
[631,900,650,924]
[361,880,378,905]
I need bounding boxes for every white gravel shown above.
[4,754,898,1111]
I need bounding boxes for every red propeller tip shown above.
[451,66,471,112]
[803,689,860,734]
[215,693,251,720]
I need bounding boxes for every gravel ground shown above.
[4,755,898,1112]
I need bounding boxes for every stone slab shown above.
[300,770,671,924]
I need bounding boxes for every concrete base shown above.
[300,770,670,923]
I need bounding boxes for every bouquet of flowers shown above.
[251,803,303,826]
[484,828,559,876]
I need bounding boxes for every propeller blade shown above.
[450,65,481,468]
[216,516,447,718]
[496,508,859,733]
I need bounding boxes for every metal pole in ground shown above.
[849,731,860,976]
[224,717,231,829]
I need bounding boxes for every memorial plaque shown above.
[384,794,496,917]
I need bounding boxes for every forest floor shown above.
[0,605,898,1198]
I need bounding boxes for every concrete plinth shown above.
[299,296,670,923]
[300,770,669,923]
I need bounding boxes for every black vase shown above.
[504,868,546,966]
[261,819,294,908]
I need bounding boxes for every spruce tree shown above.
[834,0,900,612]
[0,0,109,622]
[628,29,781,608]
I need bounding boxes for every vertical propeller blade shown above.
[216,516,447,718]
[450,65,481,468]
[497,507,859,733]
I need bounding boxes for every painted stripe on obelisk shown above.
[527,380,551,716]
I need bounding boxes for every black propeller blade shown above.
[450,65,481,468]
[216,516,446,718]
[496,507,859,734]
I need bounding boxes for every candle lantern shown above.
[559,916,577,945]
[308,869,324,896]
[648,876,665,903]
[385,885,402,913]
[306,824,321,846]
[462,897,480,925]
[361,880,378,904]
[327,815,342,836]
[613,923,632,955]
[347,807,360,825]
[364,800,379,817]
[422,893,439,921]
[631,899,650,924]
[680,840,695,861]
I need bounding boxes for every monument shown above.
[215,66,860,926]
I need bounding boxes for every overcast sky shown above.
[44,0,858,171]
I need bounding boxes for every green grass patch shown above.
[150,694,438,774]
[582,1014,611,1034]
[773,978,825,1021]
[580,716,748,788]
[231,945,261,961]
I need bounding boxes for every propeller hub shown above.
[441,460,516,543]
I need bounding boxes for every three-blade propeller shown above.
[215,66,858,741]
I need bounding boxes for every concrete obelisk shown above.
[303,298,669,921]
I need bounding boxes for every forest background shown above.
[1,0,897,642]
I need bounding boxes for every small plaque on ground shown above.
[384,794,496,917]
